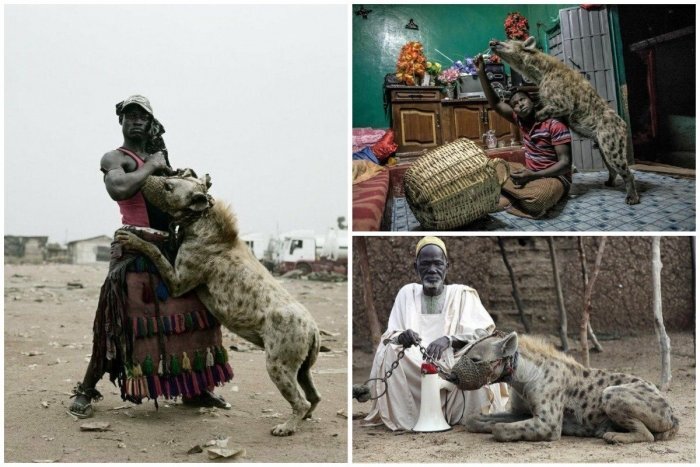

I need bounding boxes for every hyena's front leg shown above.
[466,412,531,433]
[492,402,564,442]
[114,230,199,297]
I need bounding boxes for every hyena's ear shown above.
[500,332,519,357]
[201,173,212,190]
[190,192,210,212]
[523,36,537,51]
[474,328,490,339]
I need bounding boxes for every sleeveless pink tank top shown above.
[115,147,151,227]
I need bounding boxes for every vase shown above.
[421,74,431,86]
[444,84,456,99]
[429,76,436,86]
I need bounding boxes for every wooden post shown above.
[578,238,604,353]
[691,237,696,355]
[547,237,569,351]
[497,237,530,333]
[356,237,382,348]
[580,237,607,367]
[652,237,672,391]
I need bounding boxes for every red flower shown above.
[504,11,529,40]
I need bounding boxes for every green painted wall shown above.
[525,4,569,50]
[352,4,574,128]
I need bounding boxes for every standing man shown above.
[69,95,234,418]
[476,55,573,218]
[362,236,507,431]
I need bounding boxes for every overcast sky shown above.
[5,4,348,244]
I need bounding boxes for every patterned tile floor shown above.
[391,170,696,232]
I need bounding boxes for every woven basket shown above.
[404,138,509,230]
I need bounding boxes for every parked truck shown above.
[240,232,280,272]
[277,228,348,275]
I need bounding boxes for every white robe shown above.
[362,283,508,431]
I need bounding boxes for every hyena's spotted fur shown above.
[465,331,679,443]
[491,37,640,205]
[115,174,321,436]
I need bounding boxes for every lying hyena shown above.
[115,174,320,436]
[461,330,678,443]
[491,36,640,205]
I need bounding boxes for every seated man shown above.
[362,236,507,431]
[476,55,573,218]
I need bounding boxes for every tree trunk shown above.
[587,322,603,353]
[356,237,382,348]
[547,237,568,351]
[578,238,604,354]
[691,237,696,356]
[652,237,672,391]
[580,237,607,367]
[497,237,530,333]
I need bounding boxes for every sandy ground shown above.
[352,332,695,463]
[4,263,348,463]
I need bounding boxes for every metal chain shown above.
[362,339,451,401]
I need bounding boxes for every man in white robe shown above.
[362,236,507,431]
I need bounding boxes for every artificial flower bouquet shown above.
[505,11,530,40]
[395,41,427,86]
[437,67,459,85]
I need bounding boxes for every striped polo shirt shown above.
[513,114,573,186]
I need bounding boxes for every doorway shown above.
[617,5,695,168]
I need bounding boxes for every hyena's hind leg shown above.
[595,120,640,205]
[600,155,619,188]
[297,331,321,419]
[600,383,678,444]
[266,354,311,436]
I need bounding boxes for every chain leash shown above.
[361,338,451,401]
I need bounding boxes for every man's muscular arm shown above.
[100,150,173,201]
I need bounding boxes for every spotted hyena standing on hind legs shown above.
[455,330,678,443]
[491,36,640,205]
[115,174,321,436]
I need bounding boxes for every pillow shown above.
[353,160,386,185]
[370,129,398,162]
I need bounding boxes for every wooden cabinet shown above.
[442,103,485,142]
[439,100,520,148]
[390,87,442,153]
[487,108,518,144]
[389,86,519,155]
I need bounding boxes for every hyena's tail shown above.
[654,415,680,441]
[297,327,321,417]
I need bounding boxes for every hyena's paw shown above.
[271,421,297,437]
[603,431,624,444]
[625,192,640,205]
[114,230,146,250]
[465,415,495,433]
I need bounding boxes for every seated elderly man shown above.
[362,236,507,431]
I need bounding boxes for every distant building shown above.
[4,235,49,264]
[66,235,112,264]
[46,243,70,263]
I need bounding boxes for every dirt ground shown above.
[4,263,348,463]
[352,332,695,463]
